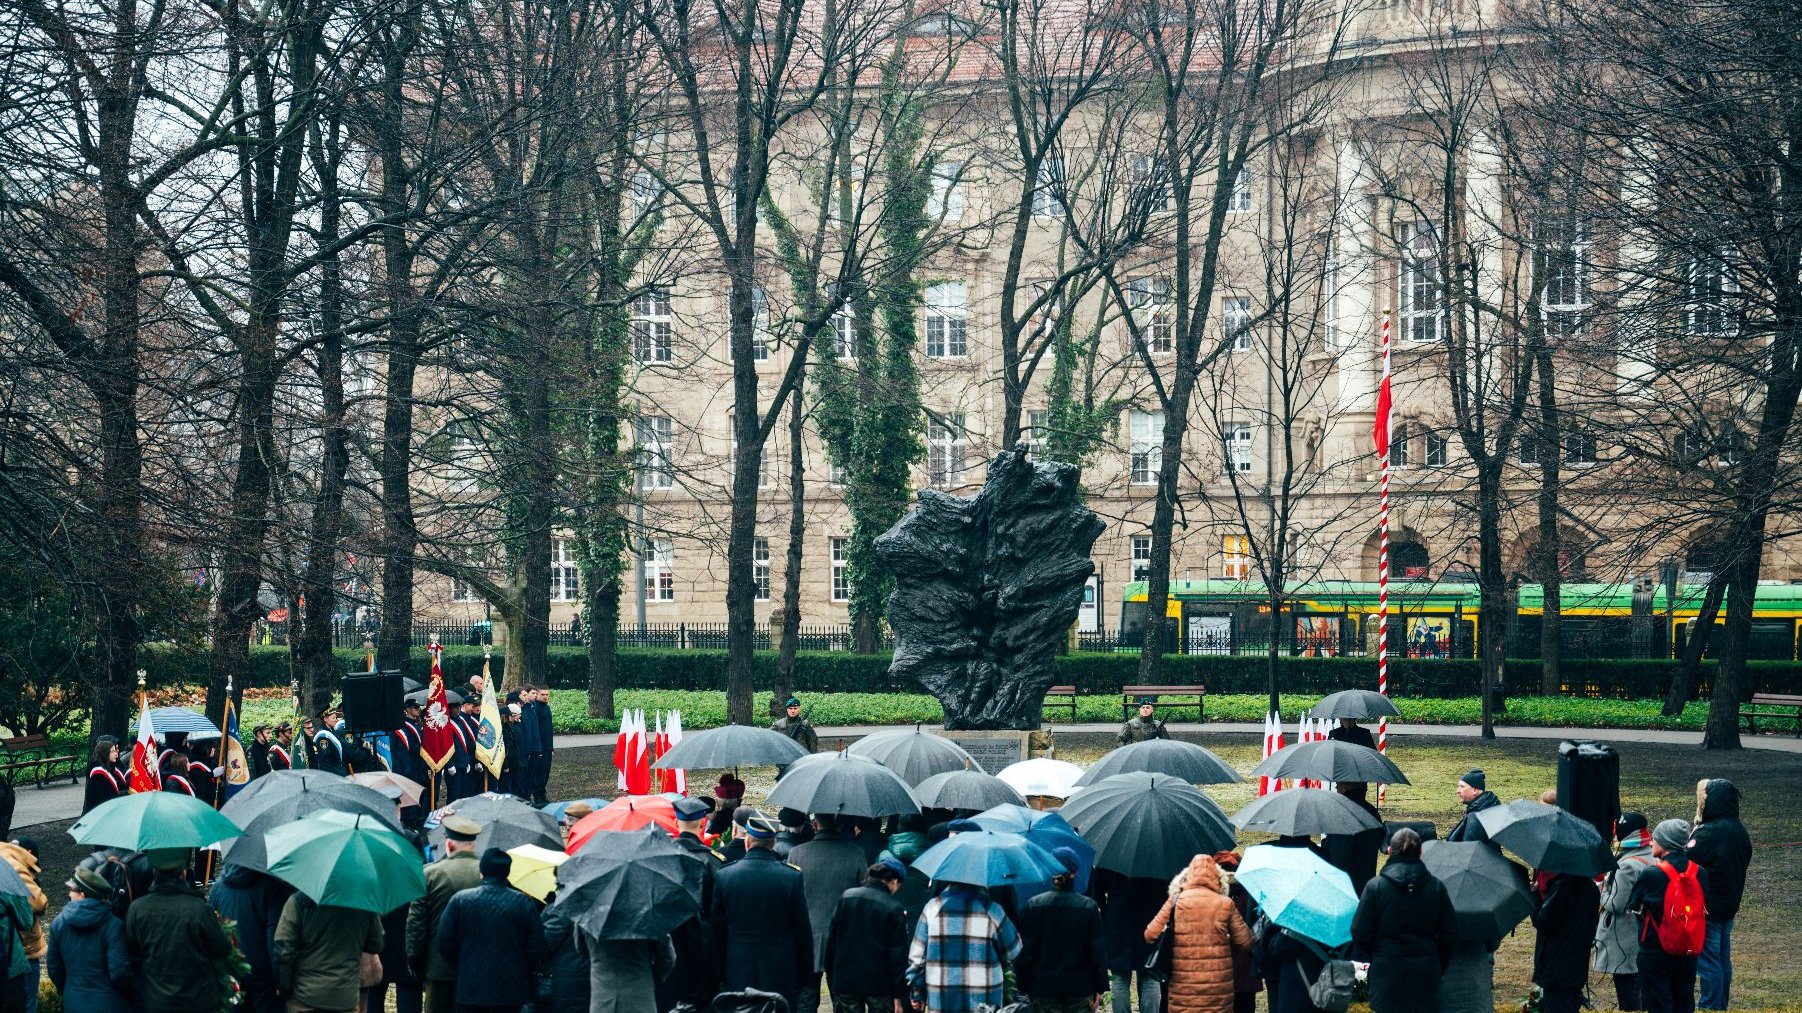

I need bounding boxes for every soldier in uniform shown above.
[709,807,813,1011]
[771,697,819,753]
[249,724,273,779]
[407,817,484,1013]
[268,723,295,771]
[1118,697,1170,744]
[662,796,722,1011]
[391,701,427,824]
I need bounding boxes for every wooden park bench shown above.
[1741,693,1802,737]
[0,734,81,789]
[1043,685,1079,722]
[1122,684,1206,723]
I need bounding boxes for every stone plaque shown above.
[943,730,1031,775]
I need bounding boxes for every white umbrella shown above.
[996,758,1084,799]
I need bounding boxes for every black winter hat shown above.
[1616,812,1648,840]
[479,848,512,879]
[1459,768,1486,791]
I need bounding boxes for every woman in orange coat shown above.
[1144,854,1255,1013]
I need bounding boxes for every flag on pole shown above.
[221,683,250,801]
[613,711,629,790]
[129,674,161,793]
[474,649,505,779]
[667,710,686,795]
[652,712,666,793]
[419,640,458,773]
[629,709,653,795]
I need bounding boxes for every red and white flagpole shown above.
[1374,310,1394,804]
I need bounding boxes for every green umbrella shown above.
[70,791,245,850]
[265,810,426,914]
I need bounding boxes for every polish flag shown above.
[1257,713,1273,797]
[1272,714,1287,792]
[129,692,161,794]
[652,712,666,793]
[667,710,686,795]
[613,711,629,790]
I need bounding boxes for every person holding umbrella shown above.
[125,849,233,1013]
[1096,869,1169,1013]
[273,889,385,1013]
[791,813,868,1013]
[1350,828,1458,1013]
[210,863,294,1013]
[1531,859,1601,1013]
[1595,813,1657,1012]
[1016,848,1105,1012]
[1446,770,1500,845]
[1326,718,1375,751]
[907,879,1021,1013]
[661,796,720,1012]
[1321,782,1383,895]
[435,849,545,1013]
[1142,853,1252,1013]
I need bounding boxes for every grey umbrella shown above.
[1058,772,1236,880]
[220,778,402,872]
[845,726,975,785]
[912,769,1027,812]
[780,751,882,779]
[552,827,702,940]
[651,724,807,770]
[427,793,562,854]
[1473,800,1614,877]
[404,687,462,707]
[765,750,921,818]
[1421,840,1535,941]
[1307,690,1402,721]
[1249,740,1410,785]
[1074,739,1242,787]
[1231,788,1383,837]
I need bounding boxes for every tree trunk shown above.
[1534,344,1563,695]
[1135,416,1187,684]
[1267,598,1283,716]
[1477,465,1508,739]
[775,378,807,711]
[1664,574,1724,716]
[586,579,620,719]
[377,342,421,672]
[1704,539,1763,750]
[725,262,761,725]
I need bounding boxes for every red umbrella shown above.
[567,796,679,852]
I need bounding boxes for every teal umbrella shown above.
[70,791,244,850]
[265,810,426,914]
[1235,843,1359,947]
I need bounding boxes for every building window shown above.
[1390,422,1411,468]
[1227,168,1252,213]
[635,415,674,490]
[1564,431,1597,465]
[1399,222,1443,344]
[641,538,674,602]
[828,458,847,486]
[450,554,483,603]
[1024,409,1050,459]
[752,287,771,361]
[924,282,968,358]
[830,537,849,602]
[1225,423,1253,473]
[928,161,965,221]
[1425,432,1448,468]
[630,169,663,226]
[1540,217,1589,340]
[1128,277,1174,355]
[830,294,857,360]
[1131,153,1170,214]
[1222,535,1251,579]
[1131,535,1153,582]
[753,537,771,602]
[1129,410,1164,485]
[1033,156,1066,218]
[632,287,673,363]
[1686,250,1740,338]
[551,538,580,602]
[1224,297,1252,351]
[927,413,966,488]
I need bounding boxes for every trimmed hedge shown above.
[166,643,1802,701]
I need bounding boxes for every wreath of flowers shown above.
[215,913,254,1010]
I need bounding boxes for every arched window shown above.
[1391,540,1429,580]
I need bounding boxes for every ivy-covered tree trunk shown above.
[775,377,807,709]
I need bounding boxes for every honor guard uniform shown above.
[1118,697,1170,744]
[268,723,296,771]
[771,697,819,753]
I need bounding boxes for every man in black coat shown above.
[822,858,910,1013]
[1350,828,1458,1013]
[1016,848,1107,1012]
[1094,869,1167,1013]
[435,849,546,1012]
[529,688,554,804]
[1688,778,1751,1011]
[249,725,274,780]
[1532,871,1601,1013]
[1446,768,1501,844]
[661,797,722,1012]
[1322,781,1384,895]
[709,807,812,1010]
[1327,717,1377,750]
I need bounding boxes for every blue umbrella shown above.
[543,798,608,822]
[969,804,1095,895]
[912,830,1065,889]
[137,707,222,739]
[1235,844,1359,947]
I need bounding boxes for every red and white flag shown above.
[652,712,666,793]
[1373,345,1393,460]
[613,711,630,790]
[667,710,686,795]
[129,688,161,793]
[1258,712,1275,797]
[419,641,457,773]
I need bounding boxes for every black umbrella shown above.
[1057,772,1236,880]
[220,779,402,873]
[1075,739,1242,787]
[552,827,702,940]
[651,724,807,770]
[428,794,562,854]
[765,750,920,818]
[1231,788,1383,837]
[1473,800,1614,876]
[1249,740,1409,785]
[405,687,463,707]
[1421,840,1535,941]
[912,769,1027,811]
[845,726,975,786]
[1307,690,1402,721]
[402,676,425,694]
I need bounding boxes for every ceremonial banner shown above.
[420,640,458,773]
[475,651,505,779]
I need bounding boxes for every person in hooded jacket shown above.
[46,867,131,1013]
[1096,869,1168,1013]
[209,864,294,1013]
[535,900,589,1013]
[1351,828,1458,1013]
[1446,769,1500,845]
[885,819,932,937]
[1688,779,1751,1011]
[1142,854,1252,1013]
[0,840,45,1013]
[1595,813,1658,1011]
[1532,869,1601,1013]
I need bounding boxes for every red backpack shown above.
[1646,860,1706,957]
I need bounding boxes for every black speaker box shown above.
[1557,739,1621,844]
[342,670,406,734]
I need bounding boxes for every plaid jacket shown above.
[906,887,1022,1012]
